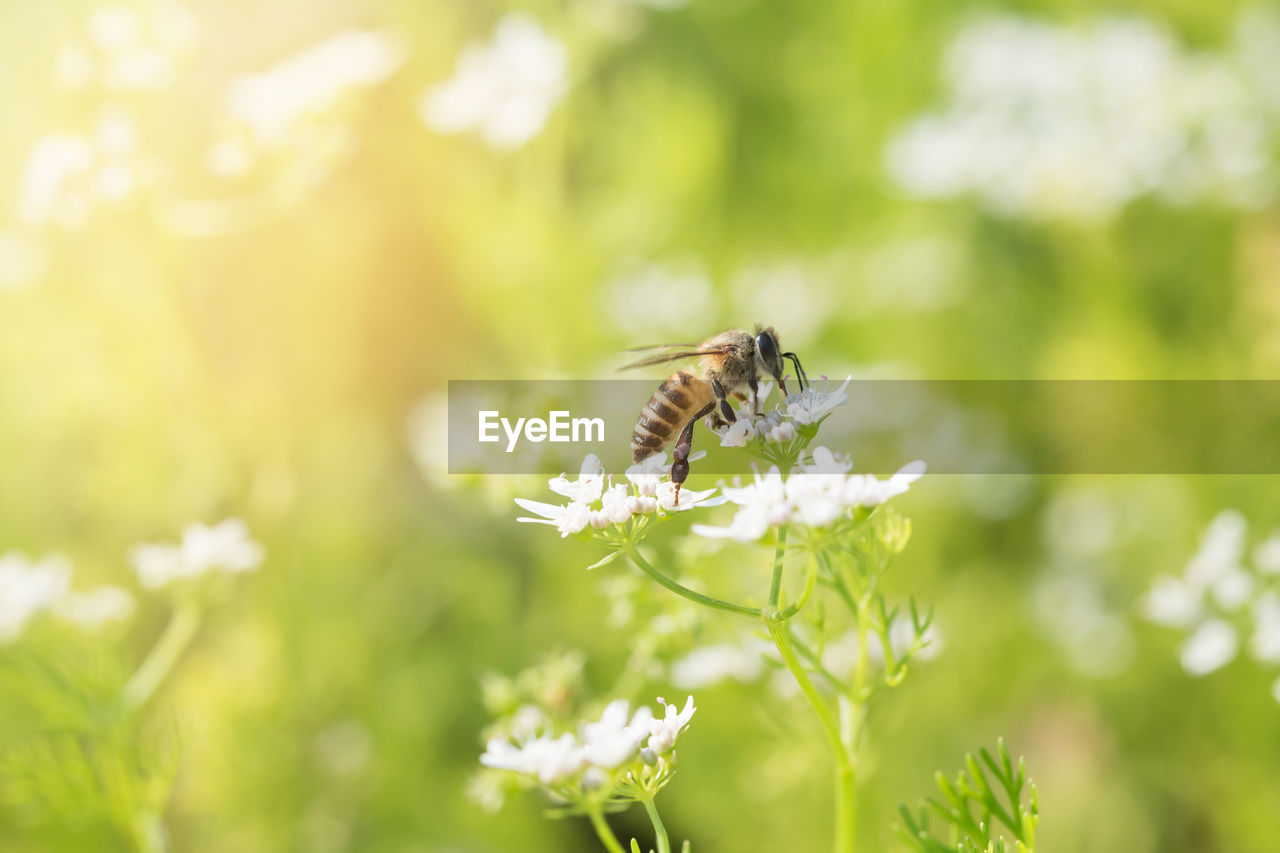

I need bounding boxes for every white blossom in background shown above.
[1250,592,1280,664]
[56,586,135,628]
[820,619,943,678]
[1142,510,1280,690]
[669,636,771,688]
[0,553,135,641]
[1180,619,1239,677]
[691,447,924,543]
[19,111,149,227]
[420,13,568,150]
[603,261,716,341]
[1032,571,1134,678]
[516,453,725,539]
[0,554,71,642]
[211,29,404,183]
[885,12,1280,220]
[130,518,264,589]
[0,230,47,290]
[56,4,196,92]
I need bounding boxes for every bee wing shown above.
[621,342,699,353]
[618,346,730,371]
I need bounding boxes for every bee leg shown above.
[672,402,716,506]
[711,379,737,424]
[747,374,760,417]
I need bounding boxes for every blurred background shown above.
[1,1,1279,851]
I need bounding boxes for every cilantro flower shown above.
[515,453,726,539]
[691,449,924,543]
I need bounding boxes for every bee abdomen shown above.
[630,371,712,463]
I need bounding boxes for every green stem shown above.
[765,618,856,853]
[768,526,789,610]
[586,804,626,853]
[129,810,165,853]
[641,796,672,853]
[117,602,202,716]
[627,550,760,619]
[775,551,818,621]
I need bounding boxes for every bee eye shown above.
[755,332,778,365]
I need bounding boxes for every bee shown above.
[622,326,808,504]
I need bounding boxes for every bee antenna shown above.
[783,352,808,391]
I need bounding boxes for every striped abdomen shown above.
[631,370,714,463]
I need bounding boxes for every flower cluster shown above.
[691,447,924,542]
[55,4,197,93]
[713,377,851,449]
[480,696,696,796]
[19,112,151,227]
[129,518,264,589]
[420,13,568,150]
[515,454,725,539]
[1141,510,1280,701]
[210,29,404,186]
[0,552,133,643]
[885,11,1280,221]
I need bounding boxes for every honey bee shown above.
[622,326,808,503]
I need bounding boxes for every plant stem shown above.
[117,602,202,716]
[129,810,166,853]
[768,526,788,610]
[765,618,856,853]
[641,796,672,853]
[586,804,626,853]
[627,550,760,618]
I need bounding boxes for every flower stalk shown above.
[116,601,202,717]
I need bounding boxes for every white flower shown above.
[1179,619,1239,676]
[692,454,923,542]
[420,13,568,150]
[1249,593,1280,664]
[669,639,768,688]
[1184,510,1247,592]
[514,498,594,537]
[654,482,725,512]
[0,554,72,643]
[130,518,264,588]
[624,453,669,497]
[885,14,1278,220]
[770,421,797,443]
[717,418,753,447]
[646,696,696,755]
[1141,575,1201,627]
[691,466,790,542]
[480,732,585,784]
[56,586,135,628]
[1209,567,1254,611]
[516,453,723,537]
[226,30,403,147]
[784,376,851,425]
[1254,535,1280,574]
[599,484,636,524]
[549,455,606,503]
[580,699,653,769]
[182,519,264,573]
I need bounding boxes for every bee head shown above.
[753,325,788,395]
[754,324,808,397]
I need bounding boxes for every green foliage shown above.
[897,739,1039,853]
